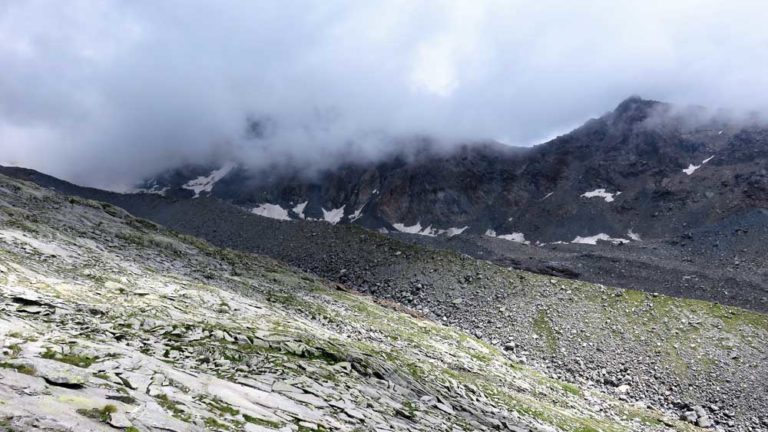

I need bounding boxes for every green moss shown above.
[532,310,558,354]
[0,362,36,376]
[41,348,96,368]
[75,404,117,422]
[154,394,189,421]
[243,414,283,428]
[0,417,16,432]
[5,218,39,234]
[204,417,229,429]
[559,382,582,397]
[399,400,418,418]
[7,344,22,358]
[207,398,240,416]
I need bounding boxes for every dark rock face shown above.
[136,97,768,245]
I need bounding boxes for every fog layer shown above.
[2,0,768,188]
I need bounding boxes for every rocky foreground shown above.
[0,176,727,431]
[68,193,768,431]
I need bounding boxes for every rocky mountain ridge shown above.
[136,97,768,246]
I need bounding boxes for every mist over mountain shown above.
[5,3,768,429]
[4,1,768,188]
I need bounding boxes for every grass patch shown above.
[204,417,230,429]
[154,393,190,421]
[559,382,582,397]
[532,310,558,354]
[76,404,117,422]
[243,414,284,428]
[207,398,240,416]
[0,362,36,376]
[41,348,96,368]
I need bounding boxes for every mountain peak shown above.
[610,96,664,125]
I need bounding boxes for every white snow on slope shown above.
[322,206,345,224]
[484,229,530,245]
[183,163,235,198]
[541,192,554,201]
[251,203,291,221]
[133,184,169,196]
[292,201,308,219]
[682,156,714,175]
[444,226,468,237]
[350,207,365,222]
[682,164,699,175]
[581,188,620,202]
[627,229,641,241]
[572,233,629,245]
[392,222,467,237]
[393,222,427,234]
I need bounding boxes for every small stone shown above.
[682,411,698,423]
[108,412,133,429]
[616,384,631,394]
[273,381,303,393]
[344,407,366,421]
[696,416,713,428]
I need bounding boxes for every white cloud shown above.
[2,0,768,186]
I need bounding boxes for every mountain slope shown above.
[1,173,767,430]
[0,174,726,431]
[5,163,768,314]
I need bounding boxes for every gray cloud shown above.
[2,0,768,188]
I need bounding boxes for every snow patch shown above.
[393,222,468,237]
[133,184,169,196]
[572,233,629,245]
[292,201,308,219]
[581,188,620,202]
[627,229,641,241]
[322,206,345,224]
[682,164,700,175]
[182,163,235,198]
[484,229,530,245]
[349,206,365,222]
[393,222,427,235]
[251,203,291,221]
[444,226,468,237]
[541,192,554,201]
[682,156,714,175]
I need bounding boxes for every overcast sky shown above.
[2,0,768,188]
